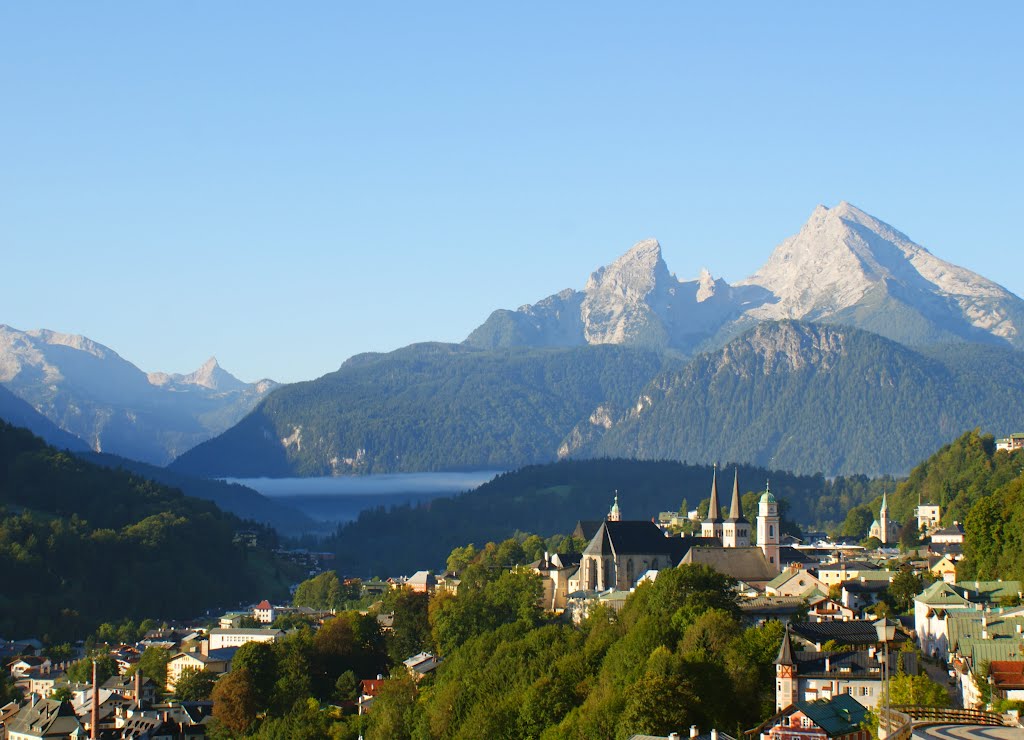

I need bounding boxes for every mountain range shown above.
[468,202,1024,354]
[0,325,277,465]
[173,203,1024,479]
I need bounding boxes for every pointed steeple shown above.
[705,464,722,523]
[880,490,888,514]
[726,467,747,523]
[775,624,796,666]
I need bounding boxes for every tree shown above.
[66,655,117,685]
[175,667,216,701]
[212,668,259,734]
[293,571,343,611]
[889,672,950,707]
[129,646,171,689]
[232,640,278,709]
[380,587,432,663]
[364,675,418,740]
[888,570,923,613]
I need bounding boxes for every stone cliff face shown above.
[0,325,277,464]
[466,202,1024,354]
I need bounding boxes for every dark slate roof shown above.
[5,698,82,736]
[780,546,818,566]
[796,694,869,737]
[790,620,910,648]
[583,521,689,559]
[842,580,889,594]
[573,520,603,542]
[794,649,916,679]
[932,523,965,537]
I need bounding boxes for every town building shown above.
[753,695,869,740]
[207,628,283,651]
[774,625,914,711]
[996,433,1024,453]
[915,503,941,536]
[253,600,276,624]
[5,698,83,739]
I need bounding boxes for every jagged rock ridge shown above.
[466,202,1024,353]
[0,325,278,465]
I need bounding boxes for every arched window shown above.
[769,525,774,538]
[626,558,635,584]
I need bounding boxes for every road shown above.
[914,726,1024,740]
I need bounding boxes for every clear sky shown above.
[2,3,1021,383]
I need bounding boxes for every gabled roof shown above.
[956,580,1023,603]
[255,600,273,610]
[5,698,82,736]
[795,694,869,737]
[680,546,776,585]
[573,520,603,542]
[989,660,1024,690]
[916,580,973,608]
[789,620,910,648]
[583,521,688,559]
[793,649,916,679]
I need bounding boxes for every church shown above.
[868,491,901,544]
[570,469,781,594]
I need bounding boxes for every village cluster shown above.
[2,470,1023,740]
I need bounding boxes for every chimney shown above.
[135,669,143,708]
[711,729,719,740]
[201,640,209,657]
[691,726,699,739]
[825,657,831,672]
[91,660,99,740]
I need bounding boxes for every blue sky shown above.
[2,3,1021,382]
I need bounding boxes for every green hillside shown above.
[171,322,1024,479]
[172,343,672,477]
[0,421,293,640]
[589,321,1024,476]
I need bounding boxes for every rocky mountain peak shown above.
[696,267,717,302]
[181,356,246,391]
[584,239,669,301]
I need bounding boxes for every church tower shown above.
[878,490,890,544]
[756,481,781,571]
[701,466,724,540]
[774,625,799,711]
[721,468,750,548]
[607,491,621,522]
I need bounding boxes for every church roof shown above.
[679,546,776,586]
[725,468,748,524]
[582,521,688,559]
[705,467,722,523]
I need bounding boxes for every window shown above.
[801,717,812,728]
